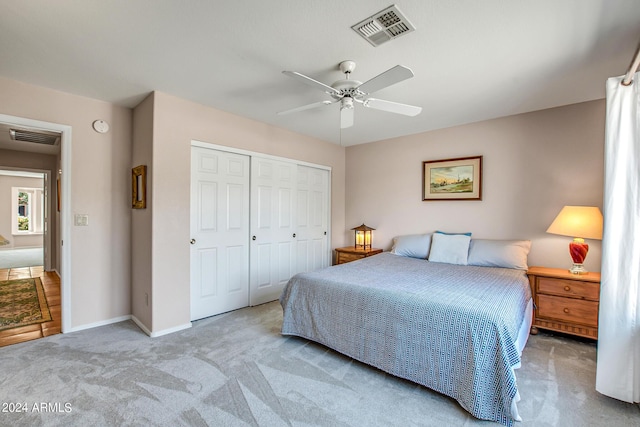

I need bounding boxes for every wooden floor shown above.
[0,266,61,347]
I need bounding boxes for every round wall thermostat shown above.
[92,120,110,134]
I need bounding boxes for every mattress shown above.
[280,252,532,426]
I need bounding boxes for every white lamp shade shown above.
[546,206,603,240]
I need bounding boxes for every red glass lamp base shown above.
[568,238,589,274]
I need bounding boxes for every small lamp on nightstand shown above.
[546,206,603,275]
[352,223,375,251]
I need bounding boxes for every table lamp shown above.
[546,206,603,274]
[352,223,374,251]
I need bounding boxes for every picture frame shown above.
[422,156,482,201]
[132,165,147,209]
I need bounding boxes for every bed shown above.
[280,238,533,427]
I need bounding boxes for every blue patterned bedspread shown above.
[280,252,532,426]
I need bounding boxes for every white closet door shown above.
[295,165,330,274]
[190,147,250,321]
[250,157,296,305]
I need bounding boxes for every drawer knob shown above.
[563,308,570,314]
[564,285,571,291]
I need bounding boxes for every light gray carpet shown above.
[0,301,638,426]
[0,247,43,268]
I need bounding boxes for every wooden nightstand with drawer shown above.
[334,246,383,265]
[527,266,600,339]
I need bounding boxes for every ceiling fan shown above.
[278,60,422,129]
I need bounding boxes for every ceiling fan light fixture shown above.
[280,60,421,130]
[341,97,354,110]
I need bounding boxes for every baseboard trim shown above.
[149,322,192,338]
[131,315,152,336]
[67,315,132,333]
[130,316,192,338]
[65,314,191,338]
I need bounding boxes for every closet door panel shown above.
[191,145,331,314]
[190,147,250,321]
[250,157,296,305]
[295,165,330,274]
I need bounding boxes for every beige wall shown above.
[0,76,133,329]
[145,91,346,333]
[131,93,154,328]
[346,100,605,272]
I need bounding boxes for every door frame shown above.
[0,113,72,333]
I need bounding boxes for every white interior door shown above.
[190,147,250,321]
[295,165,330,274]
[250,157,296,305]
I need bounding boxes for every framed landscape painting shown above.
[422,156,482,201]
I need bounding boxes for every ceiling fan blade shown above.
[277,100,334,115]
[282,71,340,95]
[357,65,415,94]
[340,106,354,128]
[363,98,422,116]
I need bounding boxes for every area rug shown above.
[0,278,51,331]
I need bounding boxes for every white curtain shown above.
[596,74,640,403]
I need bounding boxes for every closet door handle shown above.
[292,233,296,238]
[190,239,196,245]
[252,236,256,241]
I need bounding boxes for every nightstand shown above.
[335,246,383,265]
[527,266,600,339]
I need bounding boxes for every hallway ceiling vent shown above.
[10,128,61,146]
[351,5,416,47]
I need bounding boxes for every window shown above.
[12,187,44,235]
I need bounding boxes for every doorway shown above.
[0,170,47,270]
[0,113,72,336]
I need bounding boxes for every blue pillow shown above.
[435,230,472,237]
[428,233,471,265]
[391,233,433,259]
[467,239,531,270]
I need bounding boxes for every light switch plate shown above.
[74,214,89,226]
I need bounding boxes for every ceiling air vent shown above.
[352,5,416,47]
[10,128,61,146]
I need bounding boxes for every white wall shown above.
[346,100,605,272]
[0,76,132,329]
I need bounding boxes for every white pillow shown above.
[467,239,531,270]
[391,233,433,259]
[427,233,471,265]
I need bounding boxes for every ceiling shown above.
[0,1,639,146]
